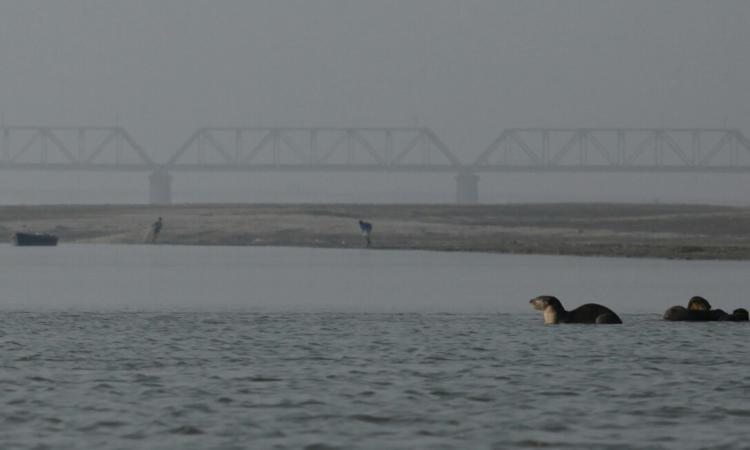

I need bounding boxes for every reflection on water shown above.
[1,245,749,448]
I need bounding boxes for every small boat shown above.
[12,232,59,247]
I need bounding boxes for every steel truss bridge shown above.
[1,126,749,203]
[474,128,750,173]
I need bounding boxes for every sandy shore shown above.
[2,203,750,260]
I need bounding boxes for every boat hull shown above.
[12,232,59,246]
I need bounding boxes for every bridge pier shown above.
[149,169,172,205]
[455,171,479,204]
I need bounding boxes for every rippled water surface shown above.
[1,246,750,449]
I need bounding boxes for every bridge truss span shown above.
[166,127,462,172]
[473,128,750,173]
[0,126,154,170]
[2,125,750,205]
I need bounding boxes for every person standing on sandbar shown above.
[358,220,373,248]
[150,217,163,243]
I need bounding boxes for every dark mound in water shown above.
[530,295,622,325]
[731,308,749,321]
[709,309,732,321]
[663,305,690,321]
[663,297,748,322]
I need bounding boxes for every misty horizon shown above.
[1,1,748,156]
[1,1,749,204]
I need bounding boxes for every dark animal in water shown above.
[687,296,711,311]
[663,296,748,322]
[688,296,713,321]
[529,295,622,324]
[664,296,713,321]
[662,305,690,321]
[732,308,749,321]
[358,220,373,247]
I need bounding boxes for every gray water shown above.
[1,245,749,449]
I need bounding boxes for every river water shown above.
[1,245,749,449]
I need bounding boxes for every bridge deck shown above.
[1,126,749,174]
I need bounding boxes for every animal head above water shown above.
[688,296,711,311]
[529,296,563,312]
[529,296,565,324]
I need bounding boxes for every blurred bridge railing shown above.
[2,126,750,204]
[472,128,750,173]
[165,127,462,172]
[0,126,154,170]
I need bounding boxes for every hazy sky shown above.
[1,0,748,162]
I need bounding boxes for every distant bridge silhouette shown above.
[1,125,749,203]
